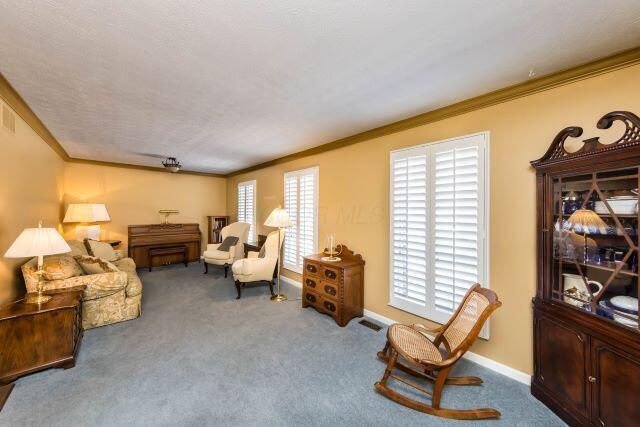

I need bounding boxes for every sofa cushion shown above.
[41,254,84,281]
[75,255,119,275]
[66,239,89,257]
[84,239,118,262]
[113,257,142,297]
[203,249,232,261]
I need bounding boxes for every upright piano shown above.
[127,223,201,269]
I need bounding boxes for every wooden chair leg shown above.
[224,265,228,278]
[431,367,450,409]
[235,280,242,299]
[269,280,275,296]
[203,263,208,274]
[378,349,398,387]
[376,340,391,360]
[375,351,500,420]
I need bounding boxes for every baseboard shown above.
[280,276,302,288]
[283,276,531,385]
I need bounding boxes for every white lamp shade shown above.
[4,227,71,258]
[63,203,110,223]
[264,207,292,228]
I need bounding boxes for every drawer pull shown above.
[305,293,317,303]
[305,278,316,288]
[324,269,337,280]
[324,285,336,296]
[588,376,596,383]
[305,264,317,273]
[323,301,336,312]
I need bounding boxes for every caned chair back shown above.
[435,284,501,356]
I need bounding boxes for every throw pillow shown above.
[66,239,89,257]
[84,239,118,262]
[217,236,239,252]
[42,254,84,281]
[74,255,119,275]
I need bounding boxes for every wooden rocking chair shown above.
[375,284,502,420]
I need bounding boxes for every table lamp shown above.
[264,206,292,302]
[4,221,71,304]
[567,208,606,262]
[63,203,110,240]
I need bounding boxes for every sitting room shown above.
[1,1,640,425]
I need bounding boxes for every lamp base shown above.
[24,293,52,305]
[270,294,287,302]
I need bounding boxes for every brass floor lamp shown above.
[264,207,292,302]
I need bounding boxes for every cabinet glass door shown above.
[552,167,639,330]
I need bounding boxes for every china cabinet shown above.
[531,111,640,426]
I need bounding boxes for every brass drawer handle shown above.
[588,376,596,383]
[324,269,337,280]
[305,293,317,303]
[323,301,336,312]
[305,264,317,273]
[305,278,316,288]
[324,285,336,296]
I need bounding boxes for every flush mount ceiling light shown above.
[162,157,182,173]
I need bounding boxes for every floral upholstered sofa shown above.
[21,240,142,329]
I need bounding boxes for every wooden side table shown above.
[0,289,84,388]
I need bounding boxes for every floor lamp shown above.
[264,207,292,302]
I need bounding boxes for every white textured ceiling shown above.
[1,1,640,174]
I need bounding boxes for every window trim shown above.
[237,179,257,243]
[388,132,490,337]
[283,166,319,274]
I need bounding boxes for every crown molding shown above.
[0,72,70,160]
[65,157,226,177]
[226,45,640,177]
[3,45,640,179]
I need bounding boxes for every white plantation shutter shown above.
[237,180,256,242]
[390,147,429,314]
[430,137,486,324]
[284,167,319,273]
[390,133,488,334]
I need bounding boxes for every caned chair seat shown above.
[388,324,443,363]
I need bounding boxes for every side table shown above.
[0,289,84,387]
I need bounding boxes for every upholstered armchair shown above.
[231,230,283,299]
[202,222,250,277]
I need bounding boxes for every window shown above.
[283,167,319,273]
[237,180,256,242]
[390,132,489,332]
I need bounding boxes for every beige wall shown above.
[0,99,65,305]
[62,163,226,248]
[226,64,640,375]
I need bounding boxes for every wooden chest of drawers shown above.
[302,246,364,327]
[0,290,83,384]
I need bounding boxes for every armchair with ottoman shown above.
[202,222,250,278]
[21,239,142,329]
[231,230,283,299]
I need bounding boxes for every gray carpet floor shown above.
[2,264,564,426]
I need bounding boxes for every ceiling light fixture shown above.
[162,157,182,173]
